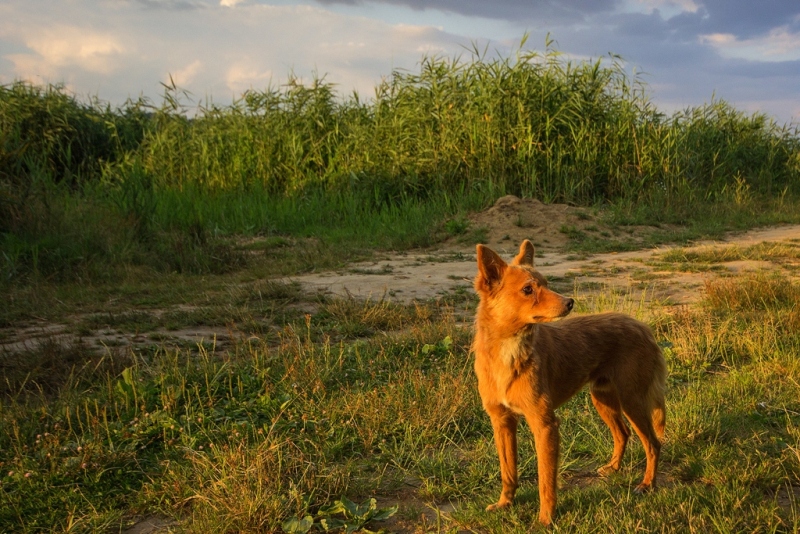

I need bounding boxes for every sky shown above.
[1,0,798,125]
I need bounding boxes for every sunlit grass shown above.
[2,265,799,532]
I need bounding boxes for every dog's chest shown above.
[498,335,524,367]
[494,336,536,413]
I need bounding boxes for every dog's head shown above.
[475,240,574,331]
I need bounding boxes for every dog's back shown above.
[525,313,666,438]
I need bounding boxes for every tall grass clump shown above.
[0,82,148,190]
[2,37,799,281]
[129,37,800,204]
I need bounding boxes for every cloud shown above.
[694,0,800,39]
[2,25,127,87]
[132,0,209,10]
[700,27,800,62]
[314,0,620,24]
[28,29,125,73]
[0,0,796,124]
[630,0,700,14]
[225,59,272,94]
[170,59,204,86]
[0,0,465,105]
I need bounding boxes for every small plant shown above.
[445,217,470,236]
[458,226,489,245]
[282,497,398,533]
[559,225,587,241]
[422,335,453,356]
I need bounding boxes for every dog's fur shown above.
[472,240,666,525]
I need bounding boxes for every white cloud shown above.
[9,26,126,76]
[170,59,204,86]
[0,1,460,104]
[4,53,57,83]
[225,59,273,94]
[700,27,800,62]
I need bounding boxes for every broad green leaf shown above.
[340,496,359,518]
[319,517,345,531]
[441,335,453,350]
[281,515,314,534]
[319,500,346,516]
[371,505,398,521]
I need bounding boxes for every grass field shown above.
[2,40,800,532]
[2,247,800,533]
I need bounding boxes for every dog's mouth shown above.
[531,310,572,322]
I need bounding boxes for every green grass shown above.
[2,258,800,532]
[648,241,800,274]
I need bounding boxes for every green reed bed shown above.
[3,39,800,282]
[129,40,799,202]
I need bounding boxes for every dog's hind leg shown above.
[590,384,630,476]
[485,404,519,511]
[620,401,661,492]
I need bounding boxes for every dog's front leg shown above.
[485,403,519,510]
[529,411,560,526]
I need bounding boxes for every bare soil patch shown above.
[444,194,664,251]
[3,195,800,359]
[291,194,800,306]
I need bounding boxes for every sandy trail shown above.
[290,223,800,306]
[3,193,800,356]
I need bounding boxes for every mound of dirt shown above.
[465,195,598,250]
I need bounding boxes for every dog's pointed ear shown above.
[476,244,507,293]
[512,240,535,267]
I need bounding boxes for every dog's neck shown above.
[497,324,537,368]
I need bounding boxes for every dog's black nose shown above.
[566,298,574,311]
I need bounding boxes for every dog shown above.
[472,240,666,525]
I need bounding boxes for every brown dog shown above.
[472,240,666,525]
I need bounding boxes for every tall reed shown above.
[2,38,799,280]
[121,38,799,203]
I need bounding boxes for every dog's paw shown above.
[485,500,512,512]
[634,482,654,494]
[597,463,620,477]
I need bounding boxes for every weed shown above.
[282,497,397,533]
[559,225,587,241]
[458,226,490,245]
[445,217,470,236]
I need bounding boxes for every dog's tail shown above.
[649,355,667,441]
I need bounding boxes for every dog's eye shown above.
[522,285,533,296]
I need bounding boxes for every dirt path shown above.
[290,223,800,306]
[3,193,800,358]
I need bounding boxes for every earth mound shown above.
[464,195,600,250]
